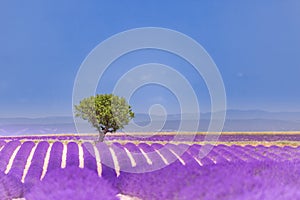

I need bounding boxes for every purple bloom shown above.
[24,141,50,191]
[117,160,300,200]
[66,142,79,167]
[0,171,24,200]
[47,142,63,172]
[177,161,300,200]
[9,141,35,180]
[25,166,118,200]
[25,141,49,181]
[116,161,198,200]
[0,140,21,172]
[82,142,97,172]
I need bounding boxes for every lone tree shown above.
[74,94,134,142]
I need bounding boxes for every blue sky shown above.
[0,1,300,117]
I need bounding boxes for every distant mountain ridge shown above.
[0,116,74,125]
[219,109,300,121]
[134,109,300,121]
[0,110,300,134]
[1,109,300,124]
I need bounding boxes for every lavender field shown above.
[1,133,300,200]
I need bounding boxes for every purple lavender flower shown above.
[177,161,300,200]
[0,140,6,149]
[66,142,79,167]
[82,142,97,172]
[0,140,21,172]
[116,160,198,200]
[9,141,35,180]
[25,166,118,200]
[47,142,63,172]
[0,171,24,200]
[24,141,50,191]
[116,160,300,200]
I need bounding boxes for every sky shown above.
[0,0,300,117]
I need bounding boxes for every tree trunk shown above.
[96,127,106,142]
[98,132,105,142]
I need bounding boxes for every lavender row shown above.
[82,142,97,172]
[120,143,300,168]
[115,160,300,200]
[138,143,168,169]
[0,140,21,172]
[0,140,6,148]
[5,158,300,200]
[25,141,49,185]
[66,142,79,167]
[47,142,63,172]
[8,141,35,180]
[95,142,117,179]
[123,142,156,172]
[1,140,300,182]
[110,142,132,172]
[1,140,300,200]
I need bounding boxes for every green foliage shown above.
[74,94,134,135]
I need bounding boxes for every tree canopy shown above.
[75,94,134,141]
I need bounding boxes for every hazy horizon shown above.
[0,109,299,135]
